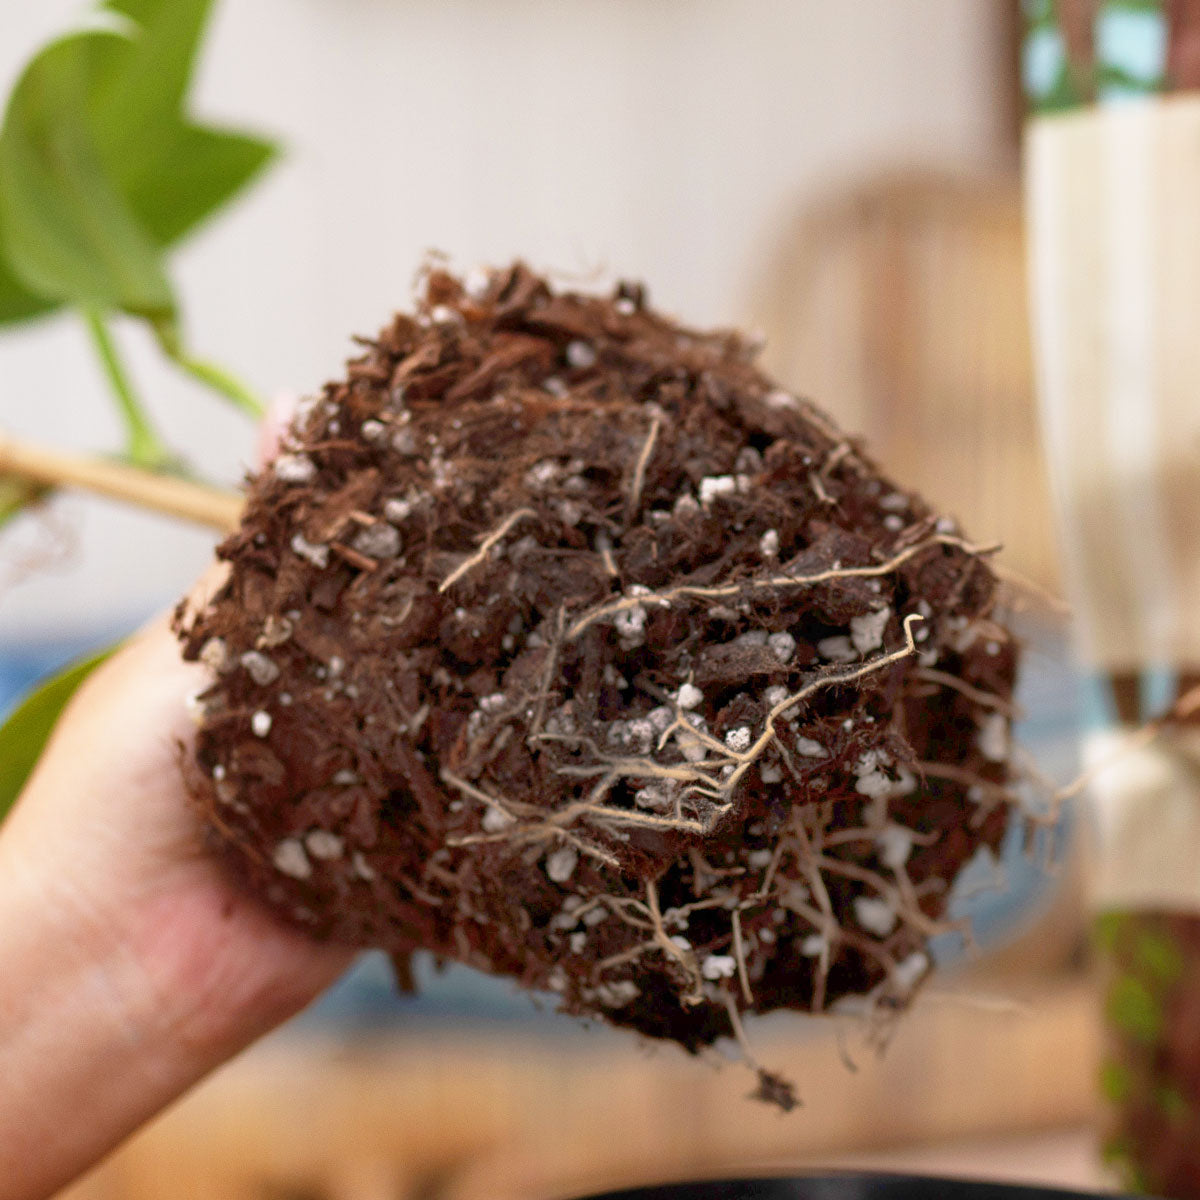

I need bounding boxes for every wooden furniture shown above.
[60,971,1101,1200]
[749,171,1062,600]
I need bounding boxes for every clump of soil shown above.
[176,263,1018,1107]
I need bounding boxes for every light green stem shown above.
[153,321,264,419]
[83,310,172,469]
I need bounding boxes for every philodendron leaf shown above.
[0,31,175,319]
[0,254,58,325]
[87,0,278,247]
[0,647,115,824]
[126,125,277,247]
[0,0,277,328]
[90,0,212,175]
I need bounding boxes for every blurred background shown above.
[0,0,1037,644]
[0,3,1113,1198]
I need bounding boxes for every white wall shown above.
[0,0,1010,638]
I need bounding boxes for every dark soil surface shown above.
[176,263,1018,1107]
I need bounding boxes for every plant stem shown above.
[0,429,243,532]
[152,321,264,418]
[83,310,173,469]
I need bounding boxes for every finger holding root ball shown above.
[175,263,1019,1108]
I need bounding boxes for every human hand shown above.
[0,401,354,1200]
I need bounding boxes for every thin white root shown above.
[567,535,995,639]
[626,409,663,521]
[647,880,704,1004]
[722,991,761,1071]
[731,908,753,1006]
[912,667,1022,718]
[439,508,535,593]
[533,615,925,846]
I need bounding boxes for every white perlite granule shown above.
[699,475,738,506]
[240,651,280,686]
[305,830,345,860]
[384,496,414,523]
[876,824,915,870]
[817,635,858,663]
[767,631,796,663]
[977,712,1009,762]
[546,845,579,883]
[892,950,930,993]
[272,838,312,880]
[701,954,737,981]
[198,637,230,673]
[273,454,317,484]
[565,340,597,369]
[290,532,330,568]
[853,895,897,937]
[724,726,752,753]
[849,606,891,654]
[481,807,515,833]
[352,522,402,559]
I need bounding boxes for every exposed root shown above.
[646,880,704,1003]
[912,668,1022,718]
[731,908,754,1006]
[914,760,1019,811]
[818,439,854,479]
[809,471,834,505]
[534,615,924,845]
[814,854,947,941]
[1052,723,1162,805]
[990,560,1071,616]
[446,819,622,870]
[567,535,996,639]
[0,500,77,600]
[440,768,539,821]
[790,816,837,1012]
[722,992,802,1111]
[438,507,535,593]
[626,408,663,522]
[723,990,762,1071]
[526,606,566,742]
[440,768,622,870]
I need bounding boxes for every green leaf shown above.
[1154,1084,1191,1124]
[0,31,175,318]
[86,0,278,247]
[0,0,277,336]
[0,254,58,325]
[90,0,214,182]
[127,124,277,246]
[1094,910,1131,954]
[1107,975,1164,1045]
[1135,929,1186,986]
[0,647,116,824]
[1098,1059,1134,1104]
